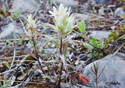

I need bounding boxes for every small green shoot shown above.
[3,62,10,69]
[13,10,22,18]
[78,19,86,33]
[90,38,104,49]
[40,49,45,55]
[2,5,6,13]
[18,39,23,45]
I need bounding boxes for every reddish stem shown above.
[32,37,45,74]
[56,36,63,88]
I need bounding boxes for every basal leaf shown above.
[90,38,99,48]
[78,19,86,33]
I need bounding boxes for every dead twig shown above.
[113,42,125,56]
[0,55,29,75]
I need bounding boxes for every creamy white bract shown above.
[49,4,75,35]
[26,14,37,36]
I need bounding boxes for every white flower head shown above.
[49,4,75,35]
[27,14,37,29]
[26,14,37,36]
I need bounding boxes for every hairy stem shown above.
[56,36,63,88]
[32,37,45,74]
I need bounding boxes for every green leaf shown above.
[18,39,23,45]
[3,80,7,88]
[104,38,109,46]
[21,68,25,74]
[6,40,11,44]
[84,43,92,50]
[80,34,88,39]
[0,14,3,18]
[14,10,22,17]
[99,53,104,56]
[2,5,6,13]
[29,40,34,47]
[42,74,52,80]
[90,38,99,48]
[9,79,11,87]
[53,40,60,48]
[77,19,86,33]
[99,44,104,49]
[88,53,93,58]
[94,51,99,56]
[109,33,118,40]
[99,6,104,15]
[3,62,10,69]
[47,65,50,71]
[40,49,45,55]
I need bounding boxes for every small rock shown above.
[87,0,111,5]
[11,0,40,12]
[73,13,93,20]
[82,53,125,88]
[0,22,23,39]
[94,0,111,5]
[43,27,54,35]
[44,48,57,54]
[89,31,111,40]
[114,7,125,17]
[54,0,78,7]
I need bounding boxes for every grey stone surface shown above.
[94,0,111,5]
[11,0,40,12]
[54,0,78,7]
[78,0,111,5]
[82,53,125,88]
[0,22,23,39]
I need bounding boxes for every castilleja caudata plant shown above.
[45,4,75,87]
[26,14,45,73]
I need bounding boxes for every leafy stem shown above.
[26,14,45,74]
[31,36,45,74]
